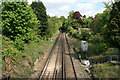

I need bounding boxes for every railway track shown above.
[38,33,90,80]
[63,33,77,79]
[61,33,66,80]
[38,33,61,80]
[65,34,77,80]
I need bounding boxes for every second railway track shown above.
[38,33,62,80]
[38,33,90,80]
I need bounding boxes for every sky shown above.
[28,0,113,18]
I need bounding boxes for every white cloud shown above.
[41,0,76,4]
[92,0,112,3]
[28,0,110,18]
[59,5,70,11]
[28,0,72,17]
[75,3,95,17]
[79,0,111,3]
[75,1,108,17]
[76,3,94,12]
[83,8,105,17]
[47,9,68,18]
[40,0,75,17]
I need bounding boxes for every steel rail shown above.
[38,33,61,80]
[61,33,66,80]
[53,34,61,79]
[64,34,77,80]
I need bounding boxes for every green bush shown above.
[48,17,62,38]
[88,34,105,43]
[95,43,108,54]
[2,2,40,42]
[81,42,109,59]
[2,36,23,64]
[72,32,81,39]
[80,29,91,40]
[89,43,108,55]
[91,63,119,78]
[14,38,25,50]
[104,48,119,55]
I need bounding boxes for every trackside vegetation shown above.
[2,0,63,78]
[1,0,120,79]
[62,1,120,78]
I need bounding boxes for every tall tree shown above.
[31,0,48,38]
[105,1,120,49]
[81,16,93,28]
[59,16,66,23]
[91,2,112,34]
[68,10,74,19]
[2,2,39,43]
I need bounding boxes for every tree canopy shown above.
[2,2,40,43]
[31,1,48,38]
[105,1,120,49]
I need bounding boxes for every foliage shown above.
[105,2,120,49]
[59,16,66,23]
[80,29,91,40]
[47,16,62,38]
[81,16,93,28]
[88,34,106,43]
[2,0,63,78]
[31,1,48,38]
[91,12,109,34]
[62,19,81,33]
[72,29,91,40]
[91,2,112,34]
[103,48,119,55]
[91,63,119,78]
[2,1,45,77]
[2,36,23,64]
[68,2,119,78]
[68,10,74,19]
[2,2,40,42]
[85,43,108,57]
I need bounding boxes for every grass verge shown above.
[3,31,60,78]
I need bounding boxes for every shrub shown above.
[104,48,119,55]
[88,34,105,43]
[72,32,81,39]
[80,29,91,40]
[86,43,108,57]
[2,36,23,64]
[91,63,119,78]
[2,2,40,42]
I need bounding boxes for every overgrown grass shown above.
[91,63,119,78]
[2,31,60,78]
[11,31,60,78]
[72,39,81,52]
